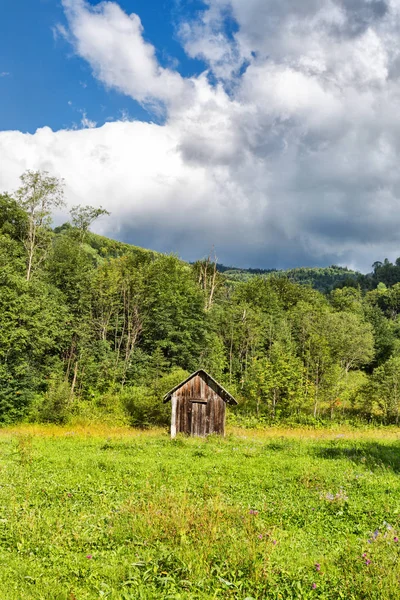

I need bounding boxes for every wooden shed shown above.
[163,369,237,438]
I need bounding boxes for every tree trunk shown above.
[70,362,79,402]
[313,362,319,418]
[272,388,277,419]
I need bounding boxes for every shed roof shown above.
[163,369,238,405]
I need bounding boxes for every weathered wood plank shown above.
[173,371,229,437]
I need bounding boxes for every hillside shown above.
[72,232,367,294]
[218,264,365,293]
[54,223,159,261]
[79,232,392,293]
[4,182,400,428]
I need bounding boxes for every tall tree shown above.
[192,250,224,311]
[365,357,400,424]
[325,312,374,375]
[70,205,110,243]
[15,170,65,280]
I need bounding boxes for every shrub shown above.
[30,378,71,424]
[123,385,169,428]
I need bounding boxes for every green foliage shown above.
[221,264,362,292]
[244,347,308,419]
[141,256,207,369]
[30,377,71,424]
[123,386,167,427]
[15,170,65,281]
[123,369,188,428]
[4,170,400,426]
[70,204,110,242]
[363,356,400,423]
[0,265,69,422]
[0,193,28,240]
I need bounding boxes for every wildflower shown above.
[258,534,263,540]
[312,583,317,589]
[365,559,371,566]
[367,539,372,544]
[394,537,399,543]
[315,563,321,572]
[373,529,379,539]
[272,540,277,545]
[249,509,259,515]
[86,554,92,560]
[362,553,367,558]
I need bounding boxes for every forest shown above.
[3,170,400,426]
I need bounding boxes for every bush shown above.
[123,386,169,428]
[69,391,130,426]
[29,379,70,424]
[124,368,190,428]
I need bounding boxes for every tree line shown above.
[2,170,400,426]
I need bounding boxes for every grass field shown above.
[1,425,400,599]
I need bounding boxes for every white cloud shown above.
[0,122,247,259]
[2,0,400,270]
[61,0,194,112]
[80,112,97,129]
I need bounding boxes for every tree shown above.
[192,250,224,312]
[289,301,334,418]
[46,230,96,399]
[15,170,65,281]
[244,346,308,419]
[0,193,28,240]
[0,264,69,421]
[365,357,400,423]
[141,256,207,371]
[329,287,363,315]
[70,205,110,242]
[92,254,147,387]
[326,312,374,375]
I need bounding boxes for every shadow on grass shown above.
[314,441,400,473]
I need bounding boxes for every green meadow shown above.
[1,426,400,599]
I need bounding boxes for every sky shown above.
[1,0,400,271]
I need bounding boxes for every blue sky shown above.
[0,0,205,133]
[0,0,399,271]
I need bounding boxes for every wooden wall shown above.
[171,373,226,437]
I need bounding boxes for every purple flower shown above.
[249,509,259,515]
[258,534,263,540]
[394,537,399,543]
[367,539,372,544]
[315,563,321,572]
[373,529,379,539]
[86,554,92,560]
[362,553,367,558]
[312,583,317,589]
[365,559,371,566]
[272,540,277,545]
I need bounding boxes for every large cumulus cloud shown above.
[2,0,400,270]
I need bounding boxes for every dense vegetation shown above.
[3,170,400,425]
[219,265,362,293]
[1,425,400,599]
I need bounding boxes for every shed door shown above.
[190,401,208,437]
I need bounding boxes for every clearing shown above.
[0,425,400,599]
